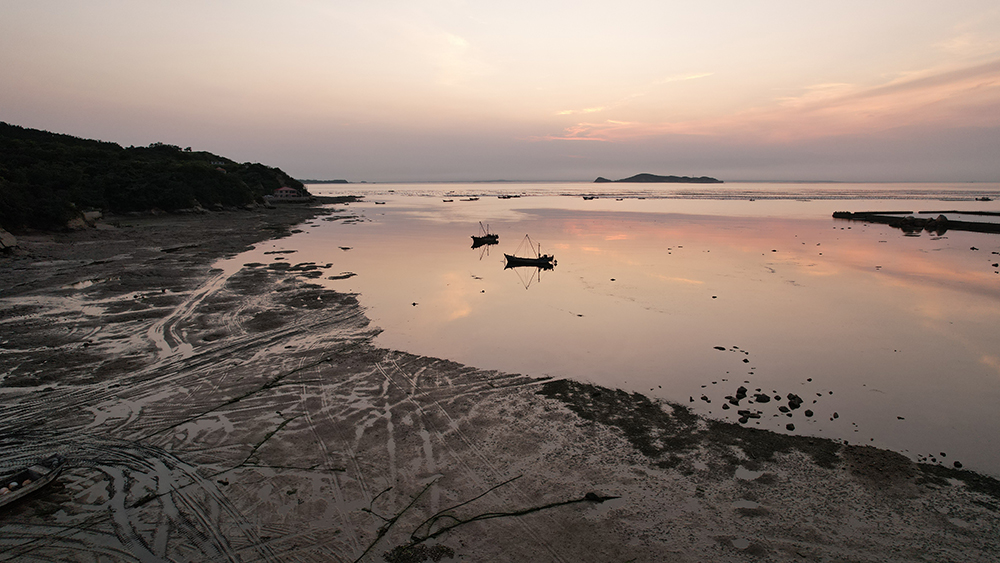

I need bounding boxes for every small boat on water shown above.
[504,254,555,268]
[471,222,499,248]
[0,454,66,508]
[976,196,993,201]
[504,234,555,270]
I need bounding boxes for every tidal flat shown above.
[1,190,999,562]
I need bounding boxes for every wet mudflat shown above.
[281,190,1000,475]
[1,201,999,562]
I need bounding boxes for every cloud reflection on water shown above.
[254,193,1000,475]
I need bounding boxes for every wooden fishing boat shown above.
[504,254,555,269]
[471,222,499,248]
[0,454,66,508]
[504,234,555,270]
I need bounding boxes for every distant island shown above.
[595,173,723,184]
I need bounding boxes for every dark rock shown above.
[754,393,771,403]
[786,423,795,431]
[787,393,803,410]
[0,228,19,252]
[804,410,813,417]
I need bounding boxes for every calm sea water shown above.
[242,182,1000,476]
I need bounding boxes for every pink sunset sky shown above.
[2,1,999,182]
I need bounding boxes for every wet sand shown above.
[1,201,998,562]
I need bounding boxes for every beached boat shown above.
[0,454,66,508]
[504,235,555,269]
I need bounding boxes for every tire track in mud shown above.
[2,273,374,562]
[146,260,243,363]
[0,437,281,563]
[370,355,570,563]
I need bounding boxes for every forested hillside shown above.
[0,122,308,231]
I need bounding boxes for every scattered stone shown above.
[804,410,814,417]
[787,393,803,410]
[786,423,795,431]
[753,393,770,403]
[0,228,18,252]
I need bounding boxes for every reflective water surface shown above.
[237,183,1000,475]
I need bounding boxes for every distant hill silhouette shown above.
[595,173,722,184]
[0,122,307,231]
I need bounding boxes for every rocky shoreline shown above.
[1,201,998,562]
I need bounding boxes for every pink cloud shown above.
[536,59,1000,144]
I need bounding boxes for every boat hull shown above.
[0,454,65,508]
[504,254,555,269]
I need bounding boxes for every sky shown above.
[2,1,999,182]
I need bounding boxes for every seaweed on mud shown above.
[539,379,844,470]
[918,463,1000,502]
[842,445,915,487]
[538,380,703,460]
[706,419,842,469]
